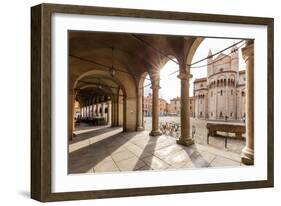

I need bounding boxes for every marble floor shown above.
[69,125,244,174]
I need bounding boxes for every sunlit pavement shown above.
[69,125,244,174]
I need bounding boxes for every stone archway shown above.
[68,69,138,140]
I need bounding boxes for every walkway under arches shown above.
[69,125,242,173]
[68,31,254,173]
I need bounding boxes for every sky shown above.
[144,38,246,103]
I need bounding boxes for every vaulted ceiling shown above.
[69,31,197,104]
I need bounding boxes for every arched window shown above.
[242,91,245,97]
[220,90,223,96]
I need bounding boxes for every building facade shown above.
[167,97,181,115]
[193,47,246,121]
[144,95,194,117]
[144,93,168,116]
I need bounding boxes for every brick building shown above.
[144,93,168,116]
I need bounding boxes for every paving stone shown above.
[115,156,146,171]
[142,156,170,170]
[154,139,176,150]
[186,150,216,168]
[126,146,152,158]
[94,158,119,173]
[111,150,136,162]
[163,150,192,166]
[110,146,127,154]
[209,156,241,167]
[69,125,244,174]
[154,144,183,159]
[196,144,241,162]
[135,165,153,171]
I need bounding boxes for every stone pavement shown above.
[145,117,246,154]
[69,126,244,174]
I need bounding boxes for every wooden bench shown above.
[206,123,245,148]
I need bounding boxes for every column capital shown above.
[150,85,161,90]
[242,43,254,62]
[177,71,193,80]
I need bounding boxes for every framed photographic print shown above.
[31,3,274,202]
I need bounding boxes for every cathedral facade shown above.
[193,46,246,121]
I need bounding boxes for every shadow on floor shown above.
[68,127,136,173]
[181,144,213,167]
[133,136,158,171]
[70,126,115,144]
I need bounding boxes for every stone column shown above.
[97,103,100,117]
[137,87,144,131]
[111,98,114,126]
[92,98,95,118]
[107,101,111,124]
[101,103,104,118]
[115,95,119,126]
[86,100,90,118]
[68,91,75,140]
[111,96,117,127]
[85,101,87,118]
[241,40,254,165]
[149,74,162,136]
[176,66,194,146]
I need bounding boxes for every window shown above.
[211,112,213,116]
[200,83,203,87]
[220,68,223,72]
[220,112,223,117]
[231,90,233,95]
[230,112,233,117]
[211,91,213,97]
[220,90,223,96]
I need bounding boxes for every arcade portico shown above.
[68,31,254,172]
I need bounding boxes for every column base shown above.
[149,130,162,136]
[137,126,145,131]
[176,138,194,146]
[241,147,254,165]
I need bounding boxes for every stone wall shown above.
[193,48,246,121]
